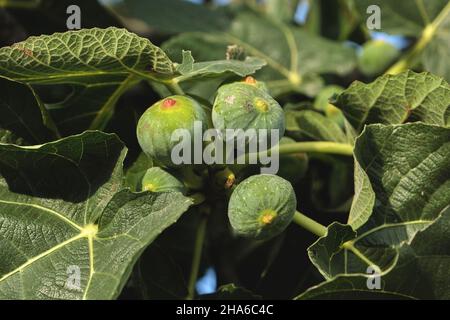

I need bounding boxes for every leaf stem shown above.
[292,211,327,237]
[235,141,353,165]
[187,213,208,300]
[385,1,450,75]
[88,75,138,131]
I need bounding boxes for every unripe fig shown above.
[212,78,285,143]
[277,137,308,184]
[228,174,296,240]
[141,167,185,193]
[137,95,209,166]
[358,40,399,76]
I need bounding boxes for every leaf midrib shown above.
[0,233,86,283]
[0,199,82,230]
[0,200,99,298]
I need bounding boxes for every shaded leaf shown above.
[3,0,121,37]
[309,123,450,279]
[266,0,300,23]
[285,109,347,143]
[119,0,229,34]
[0,131,192,299]
[422,12,450,81]
[163,12,356,96]
[0,77,57,144]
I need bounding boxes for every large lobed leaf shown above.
[0,27,266,134]
[0,27,174,84]
[299,206,450,300]
[0,27,174,133]
[302,122,450,299]
[0,131,192,299]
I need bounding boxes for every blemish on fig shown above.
[162,98,177,108]
[244,101,253,112]
[244,76,257,85]
[225,95,236,104]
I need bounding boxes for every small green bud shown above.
[141,167,185,193]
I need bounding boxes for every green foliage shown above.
[0,0,449,301]
[163,11,357,97]
[0,132,192,299]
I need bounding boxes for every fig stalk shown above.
[235,141,353,164]
[292,211,327,237]
[187,210,208,300]
[165,79,185,95]
[278,141,353,156]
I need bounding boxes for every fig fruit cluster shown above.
[136,77,300,240]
